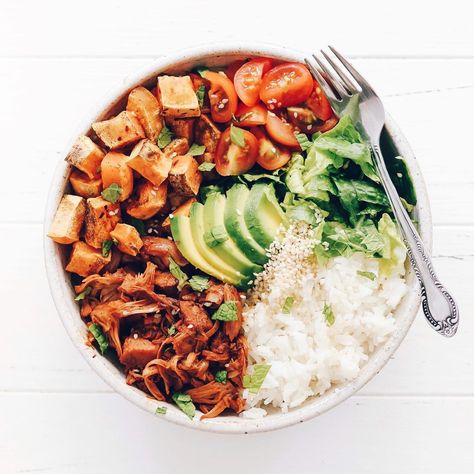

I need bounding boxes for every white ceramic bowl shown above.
[44,43,432,434]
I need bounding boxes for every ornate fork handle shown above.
[371,144,459,337]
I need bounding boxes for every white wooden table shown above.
[1,1,473,472]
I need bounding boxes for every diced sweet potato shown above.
[158,76,200,118]
[110,223,143,256]
[126,86,164,142]
[65,135,105,179]
[66,241,111,277]
[84,197,121,248]
[168,155,202,196]
[126,181,167,220]
[120,337,158,368]
[92,111,145,149]
[48,194,86,244]
[163,138,189,158]
[69,169,102,198]
[101,151,134,201]
[128,139,172,186]
[162,197,196,231]
[165,117,195,142]
[194,115,221,157]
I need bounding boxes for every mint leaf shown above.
[230,124,246,148]
[323,302,335,326]
[196,85,206,107]
[102,239,114,257]
[243,364,271,394]
[155,406,167,415]
[157,126,173,149]
[357,271,376,281]
[101,183,122,203]
[188,275,210,292]
[282,296,295,314]
[189,143,206,157]
[172,392,196,419]
[75,286,91,301]
[212,301,238,321]
[198,162,215,172]
[88,323,109,354]
[295,132,312,151]
[168,257,188,290]
[215,370,227,384]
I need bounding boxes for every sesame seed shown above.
[187,324,193,329]
[147,228,153,234]
[203,302,211,307]
[133,333,138,339]
[307,125,312,130]
[221,98,229,104]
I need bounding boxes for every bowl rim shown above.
[44,41,432,434]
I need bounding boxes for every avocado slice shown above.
[224,184,267,265]
[203,192,263,278]
[245,183,288,249]
[171,213,241,286]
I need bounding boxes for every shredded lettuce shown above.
[378,213,407,275]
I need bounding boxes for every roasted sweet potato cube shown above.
[162,197,196,231]
[69,169,102,198]
[110,223,143,256]
[120,337,158,368]
[101,151,134,201]
[65,135,105,179]
[126,86,164,142]
[194,115,221,155]
[165,117,195,142]
[66,241,111,277]
[163,138,189,158]
[92,111,145,149]
[48,194,86,244]
[84,197,121,248]
[158,76,200,118]
[126,181,167,220]
[168,155,202,196]
[128,139,172,186]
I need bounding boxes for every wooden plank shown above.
[0,223,472,395]
[1,0,473,58]
[1,392,473,473]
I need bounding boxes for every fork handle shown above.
[371,144,459,337]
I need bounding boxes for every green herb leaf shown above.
[196,85,206,107]
[295,132,312,151]
[357,271,377,281]
[189,143,206,157]
[155,406,167,415]
[198,162,215,172]
[157,126,174,149]
[204,225,229,248]
[172,392,196,419]
[168,256,188,290]
[126,217,146,236]
[230,124,246,148]
[215,370,227,384]
[243,364,271,394]
[167,324,177,336]
[101,183,122,203]
[323,303,335,326]
[212,301,238,321]
[194,66,208,78]
[102,239,114,257]
[282,296,295,314]
[188,275,210,292]
[75,286,91,301]
[88,323,109,354]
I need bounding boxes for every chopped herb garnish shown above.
[198,162,215,172]
[236,111,252,122]
[168,257,188,290]
[172,392,196,419]
[189,143,206,156]
[230,124,246,147]
[357,271,377,281]
[102,239,114,257]
[101,183,122,204]
[88,323,109,354]
[282,296,295,314]
[323,302,335,326]
[196,85,206,107]
[157,126,173,149]
[188,275,210,292]
[167,324,177,336]
[194,66,208,78]
[155,406,167,415]
[215,370,227,384]
[127,217,146,236]
[74,286,91,301]
[204,225,228,248]
[243,364,271,394]
[212,301,238,321]
[295,132,312,151]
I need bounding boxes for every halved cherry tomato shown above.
[215,126,258,176]
[234,103,267,127]
[251,127,292,171]
[287,106,319,134]
[260,62,313,109]
[312,115,338,132]
[306,80,333,121]
[234,58,273,107]
[225,60,247,81]
[202,70,238,123]
[265,111,300,148]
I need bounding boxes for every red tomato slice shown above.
[312,115,338,132]
[260,62,313,109]
[265,112,300,148]
[234,58,273,107]
[234,103,267,127]
[202,70,238,123]
[306,80,333,121]
[252,127,292,170]
[225,60,247,81]
[215,127,258,176]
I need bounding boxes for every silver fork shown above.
[305,46,459,337]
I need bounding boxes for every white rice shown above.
[242,222,407,416]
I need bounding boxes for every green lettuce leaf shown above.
[378,213,407,275]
